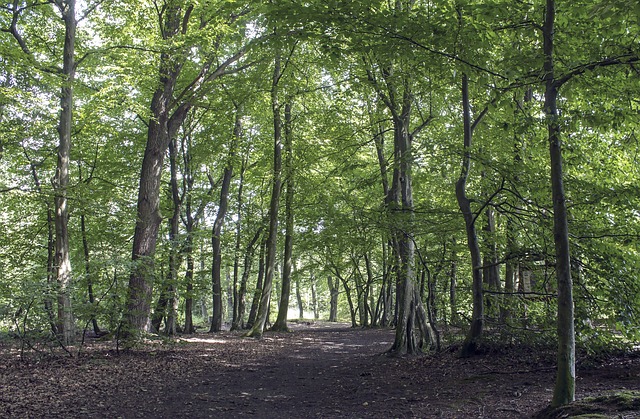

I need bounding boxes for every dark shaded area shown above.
[0,323,638,418]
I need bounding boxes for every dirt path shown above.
[1,323,639,418]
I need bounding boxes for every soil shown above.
[1,322,639,418]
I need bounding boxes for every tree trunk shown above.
[210,108,241,332]
[295,274,304,319]
[53,0,76,346]
[231,227,262,331]
[544,0,575,406]
[388,87,418,356]
[246,239,266,329]
[124,4,190,337]
[80,214,100,336]
[311,277,319,320]
[272,103,294,332]
[483,206,501,318]
[456,74,484,358]
[165,137,182,336]
[449,240,459,326]
[183,255,195,334]
[340,276,357,327]
[245,51,283,338]
[231,153,246,331]
[327,276,339,322]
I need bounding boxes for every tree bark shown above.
[449,240,459,325]
[231,151,247,331]
[53,0,76,346]
[123,4,244,338]
[245,50,283,338]
[231,226,262,330]
[246,239,266,329]
[210,108,241,332]
[295,274,304,319]
[166,137,182,335]
[80,214,100,336]
[544,0,575,406]
[456,74,484,358]
[25,149,59,334]
[328,276,339,322]
[124,4,189,336]
[388,85,418,356]
[272,102,294,332]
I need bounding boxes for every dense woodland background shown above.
[0,0,638,408]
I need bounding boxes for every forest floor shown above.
[1,322,639,418]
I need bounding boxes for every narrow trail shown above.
[152,324,401,418]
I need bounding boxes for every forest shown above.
[0,0,639,416]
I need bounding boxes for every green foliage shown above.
[0,0,637,357]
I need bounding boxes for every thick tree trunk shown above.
[123,4,243,338]
[457,74,484,358]
[544,0,575,406]
[53,0,76,346]
[389,90,418,356]
[210,109,241,332]
[124,4,189,335]
[272,103,294,332]
[245,52,283,338]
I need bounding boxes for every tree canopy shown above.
[0,0,638,408]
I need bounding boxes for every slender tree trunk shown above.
[328,276,339,322]
[231,227,262,330]
[340,276,357,327]
[183,245,195,334]
[457,74,484,358]
[80,214,100,335]
[26,150,59,334]
[295,274,304,319]
[246,239,266,329]
[231,154,248,330]
[311,277,319,320]
[53,0,76,346]
[272,103,294,332]
[449,240,459,325]
[165,138,182,336]
[483,206,501,318]
[245,51,283,338]
[544,0,575,406]
[210,108,241,332]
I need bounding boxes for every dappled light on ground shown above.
[1,323,639,418]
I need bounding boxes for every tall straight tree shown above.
[53,0,76,346]
[456,74,484,357]
[543,0,574,406]
[4,0,79,344]
[245,45,284,338]
[210,105,242,332]
[271,102,294,332]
